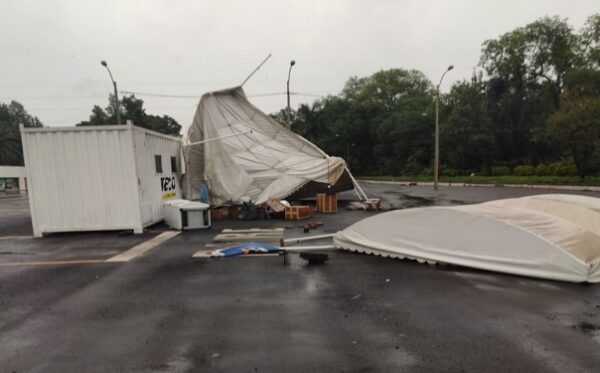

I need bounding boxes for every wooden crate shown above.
[285,205,313,220]
[316,193,337,213]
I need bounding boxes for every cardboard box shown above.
[210,208,230,221]
[285,205,313,220]
[316,193,337,213]
[228,205,241,219]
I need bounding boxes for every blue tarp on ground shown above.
[212,242,282,257]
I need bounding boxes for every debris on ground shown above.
[316,193,337,213]
[240,202,269,220]
[213,228,284,243]
[192,228,337,260]
[304,220,323,232]
[282,233,335,246]
[299,252,329,264]
[265,199,287,218]
[572,321,600,334]
[346,198,382,211]
[346,201,366,211]
[285,205,313,220]
[211,242,281,257]
[210,207,230,221]
[366,198,381,210]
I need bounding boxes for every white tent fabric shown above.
[182,86,349,204]
[334,194,600,283]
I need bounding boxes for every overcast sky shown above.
[1,0,598,133]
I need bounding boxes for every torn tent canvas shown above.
[182,86,354,204]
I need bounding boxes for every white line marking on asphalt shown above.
[105,231,180,263]
[0,236,33,240]
[0,259,106,267]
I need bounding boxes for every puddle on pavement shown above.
[383,191,465,209]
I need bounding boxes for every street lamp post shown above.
[434,64,453,190]
[101,60,121,125]
[286,60,296,130]
[347,142,355,167]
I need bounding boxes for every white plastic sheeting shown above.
[334,194,600,283]
[182,86,349,204]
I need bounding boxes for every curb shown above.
[359,180,600,192]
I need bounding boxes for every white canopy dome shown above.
[334,194,600,283]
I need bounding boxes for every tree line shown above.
[76,94,182,135]
[274,15,600,178]
[0,95,181,166]
[2,14,599,178]
[0,101,43,166]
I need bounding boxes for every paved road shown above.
[1,185,599,372]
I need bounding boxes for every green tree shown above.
[77,94,182,135]
[480,16,578,164]
[373,96,433,174]
[281,69,434,175]
[0,101,43,165]
[547,69,600,177]
[272,14,600,177]
[577,14,600,69]
[442,74,495,172]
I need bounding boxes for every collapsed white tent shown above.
[182,86,361,204]
[334,194,600,283]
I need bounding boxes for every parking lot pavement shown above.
[1,185,600,372]
[0,196,163,266]
[356,181,600,208]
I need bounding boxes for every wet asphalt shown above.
[1,184,600,372]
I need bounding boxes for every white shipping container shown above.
[20,122,182,237]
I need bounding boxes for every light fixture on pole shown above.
[434,64,453,190]
[286,60,296,130]
[101,60,121,125]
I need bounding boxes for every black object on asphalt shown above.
[299,252,329,264]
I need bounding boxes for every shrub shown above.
[491,166,511,176]
[535,163,550,176]
[403,156,424,176]
[440,167,464,177]
[420,168,433,177]
[546,163,559,175]
[513,165,536,176]
[554,163,579,176]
